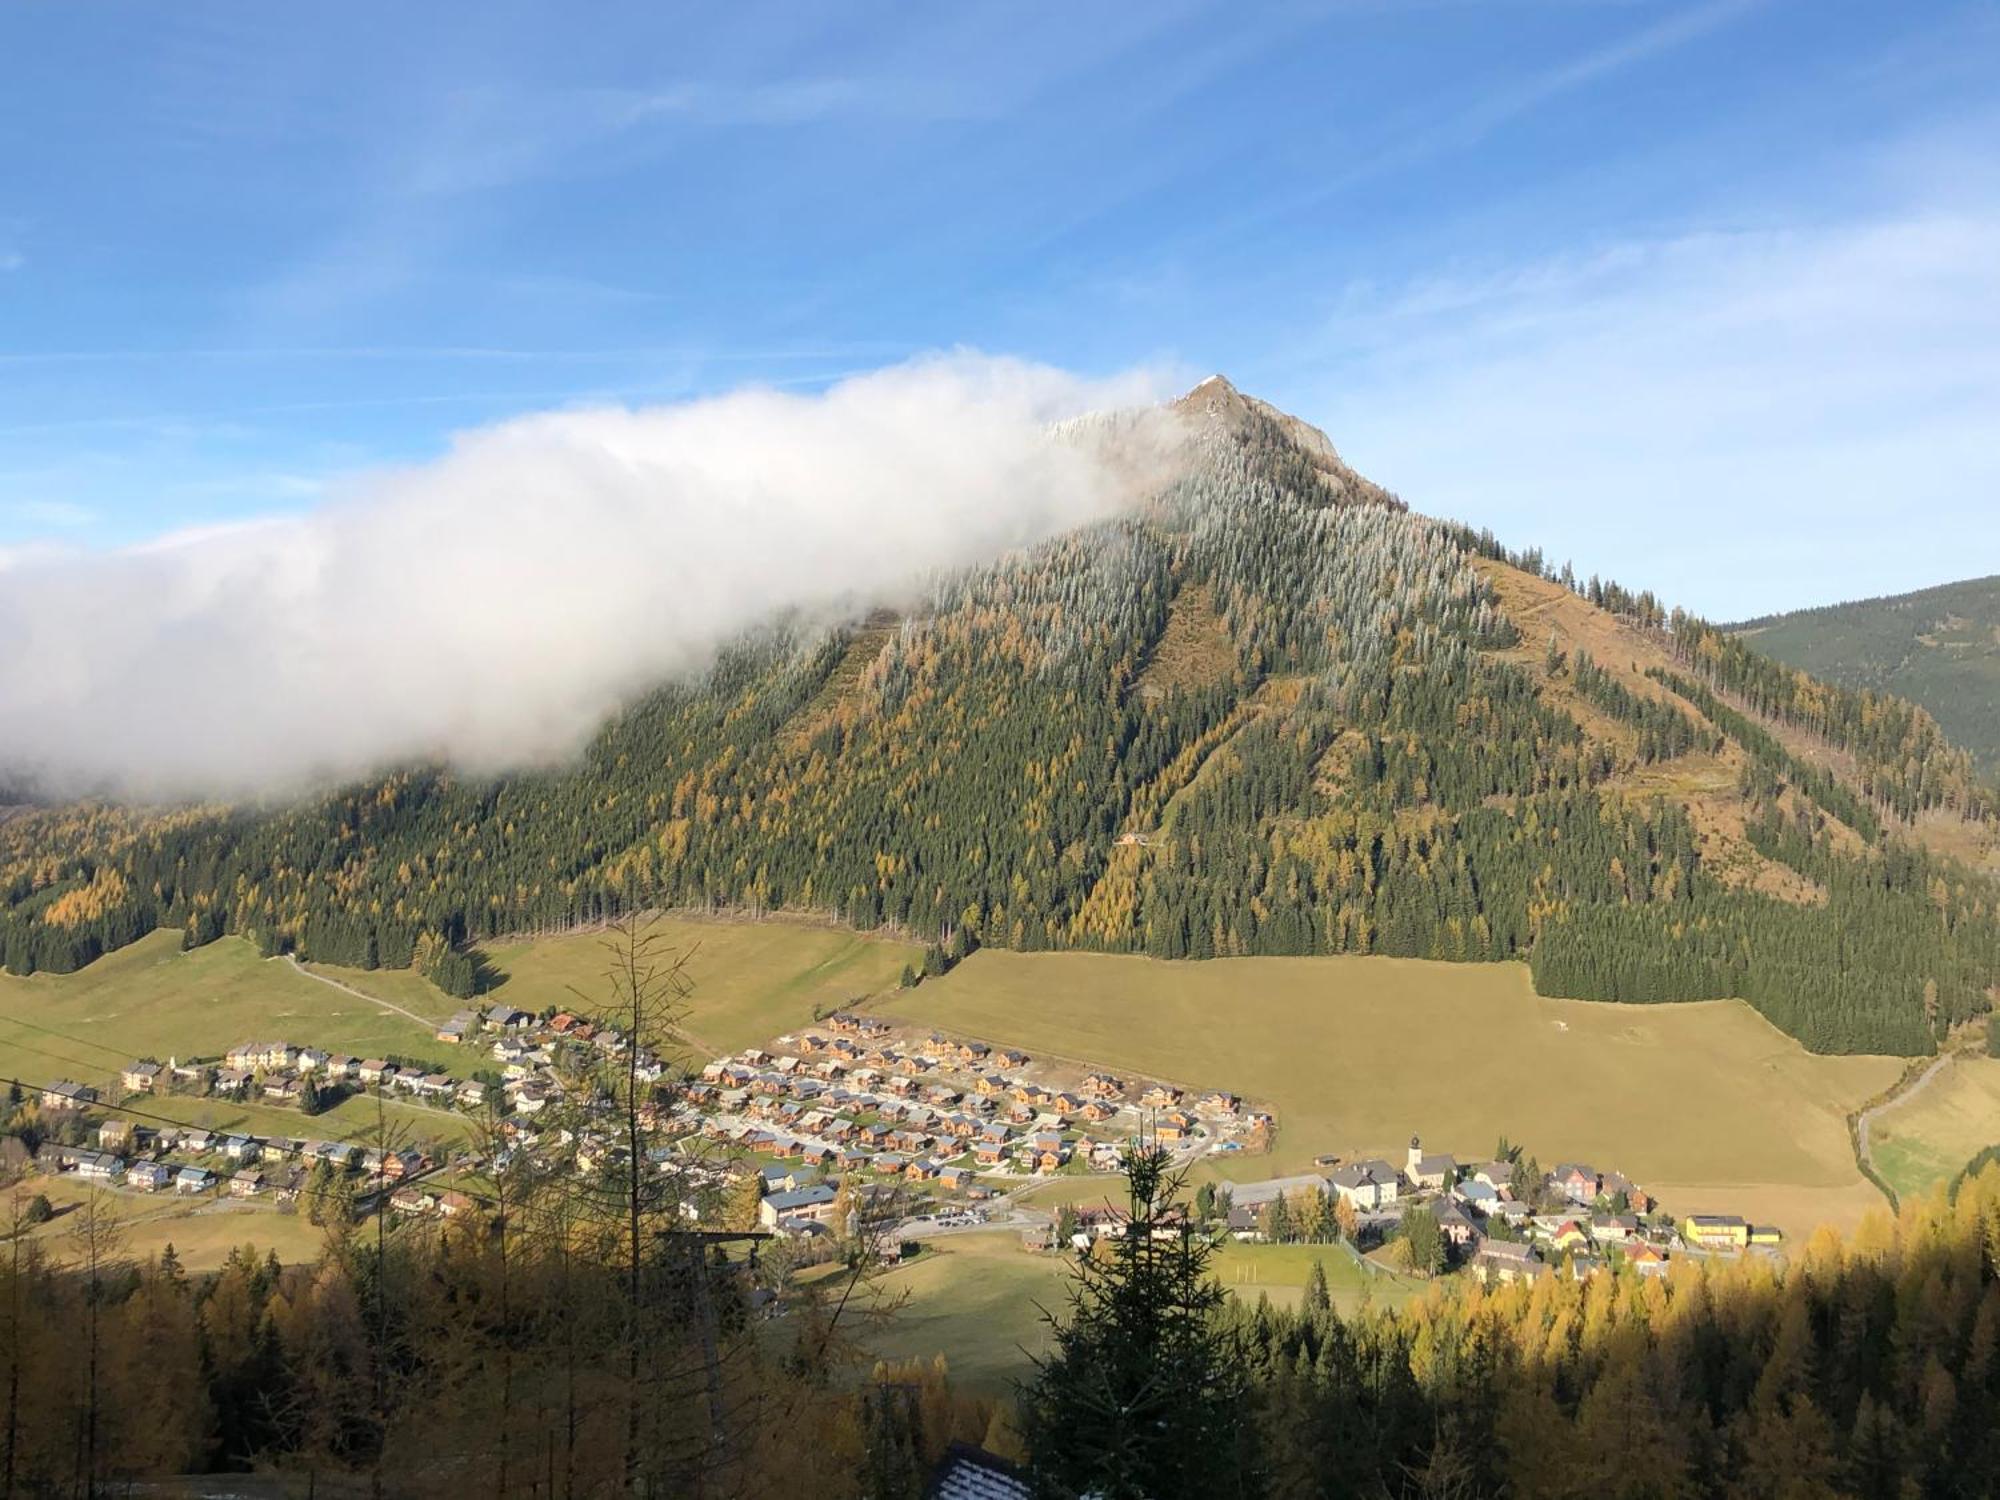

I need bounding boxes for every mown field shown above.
[875,950,1904,1240]
[1869,1053,2000,1202]
[476,916,923,1057]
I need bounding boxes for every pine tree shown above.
[1020,1144,1262,1499]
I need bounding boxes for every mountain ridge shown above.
[1,381,1995,1059]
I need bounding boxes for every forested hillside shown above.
[1730,575,2000,777]
[3,379,1997,1056]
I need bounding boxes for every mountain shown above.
[3,379,1997,1057]
[1729,575,2000,778]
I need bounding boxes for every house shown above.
[324,1055,357,1080]
[436,1014,476,1044]
[127,1162,172,1192]
[1551,1164,1601,1205]
[1138,1085,1181,1110]
[758,1183,839,1230]
[391,1187,436,1216]
[221,1135,260,1162]
[1433,1199,1482,1249]
[1403,1135,1457,1191]
[1625,1244,1670,1278]
[262,1075,302,1103]
[97,1120,139,1153]
[295,1048,330,1073]
[1229,1175,1332,1213]
[230,1168,265,1198]
[1750,1225,1784,1248]
[1473,1240,1545,1285]
[1682,1214,1750,1252]
[437,1191,475,1219]
[927,1441,1031,1499]
[357,1059,391,1084]
[76,1152,124,1184]
[997,1050,1028,1068]
[456,1080,488,1107]
[1080,1073,1124,1100]
[1329,1159,1400,1210]
[121,1061,161,1093]
[40,1080,97,1111]
[175,1166,214,1194]
[484,1004,534,1031]
[1455,1179,1501,1212]
[1154,1110,1194,1144]
[212,1067,251,1095]
[1200,1090,1241,1114]
[1548,1220,1591,1254]
[1590,1214,1639,1244]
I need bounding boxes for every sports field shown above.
[875,949,1904,1239]
[1869,1054,2000,1202]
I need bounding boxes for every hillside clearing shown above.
[1867,1053,2000,1202]
[875,949,1901,1240]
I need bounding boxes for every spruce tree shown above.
[1019,1143,1261,1499]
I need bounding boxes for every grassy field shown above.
[0,930,462,1099]
[864,1234,1421,1394]
[11,1173,330,1271]
[875,950,1904,1240]
[1869,1054,2000,1202]
[479,915,923,1057]
[864,1232,1072,1392]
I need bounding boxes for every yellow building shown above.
[1682,1214,1750,1251]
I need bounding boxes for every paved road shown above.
[280,955,440,1029]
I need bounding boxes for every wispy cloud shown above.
[0,253,22,273]
[1303,197,2000,617]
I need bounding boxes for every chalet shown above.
[121,1061,161,1093]
[548,1012,582,1035]
[456,1080,487,1107]
[872,1153,908,1177]
[1079,1100,1117,1124]
[261,1075,302,1103]
[1080,1073,1124,1100]
[758,1183,838,1230]
[1473,1240,1545,1285]
[436,1014,476,1044]
[1035,1146,1067,1173]
[1154,1111,1195,1144]
[484,1004,534,1031]
[40,1080,97,1111]
[975,1074,1009,1097]
[905,1158,940,1182]
[221,1135,260,1162]
[1329,1159,1400,1211]
[998,1050,1028,1068]
[1138,1085,1181,1110]
[296,1048,330,1073]
[76,1152,123,1184]
[127,1162,172,1192]
[357,1060,392,1084]
[938,1166,972,1191]
[391,1187,436,1217]
[175,1166,214,1194]
[230,1169,265,1198]
[1403,1136,1457,1191]
[417,1072,455,1099]
[324,1055,357,1080]
[213,1067,251,1095]
[1200,1090,1241,1114]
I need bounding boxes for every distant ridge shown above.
[1728,574,2000,777]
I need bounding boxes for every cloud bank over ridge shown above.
[0,354,1169,799]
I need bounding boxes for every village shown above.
[14,1002,1784,1286]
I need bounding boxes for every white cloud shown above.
[1306,206,2000,618]
[0,353,1171,798]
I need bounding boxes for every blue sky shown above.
[3,0,1997,617]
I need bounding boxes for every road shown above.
[1854,1047,1959,1181]
[280,955,441,1029]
